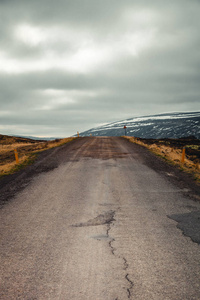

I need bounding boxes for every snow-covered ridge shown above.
[96,112,200,129]
[80,112,200,139]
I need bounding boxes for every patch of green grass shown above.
[14,153,37,171]
[186,145,200,150]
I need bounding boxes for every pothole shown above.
[72,210,115,227]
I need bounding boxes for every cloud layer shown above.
[0,0,200,137]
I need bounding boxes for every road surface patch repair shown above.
[72,210,134,298]
[72,210,115,227]
[168,210,200,244]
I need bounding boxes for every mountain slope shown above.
[80,112,200,139]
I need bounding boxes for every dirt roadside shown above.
[0,137,84,207]
[0,135,76,175]
[0,137,200,208]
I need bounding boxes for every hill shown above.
[0,134,42,145]
[80,112,200,139]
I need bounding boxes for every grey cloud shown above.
[0,0,199,137]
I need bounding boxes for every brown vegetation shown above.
[0,134,76,176]
[124,136,200,182]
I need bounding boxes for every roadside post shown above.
[14,149,19,164]
[77,131,79,137]
[181,147,186,163]
[124,125,127,136]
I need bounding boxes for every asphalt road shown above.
[0,137,200,300]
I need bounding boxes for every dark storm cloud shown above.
[0,0,200,137]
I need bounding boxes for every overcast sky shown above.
[0,0,200,137]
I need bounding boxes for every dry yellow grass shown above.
[124,136,200,182]
[0,155,29,174]
[0,137,76,176]
[44,138,75,149]
[0,143,34,154]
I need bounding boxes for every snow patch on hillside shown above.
[80,112,200,139]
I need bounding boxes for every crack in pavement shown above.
[106,212,134,299]
[123,258,134,298]
[106,223,116,255]
[123,257,128,270]
[125,273,134,298]
[72,210,134,298]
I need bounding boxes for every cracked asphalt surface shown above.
[0,137,200,299]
